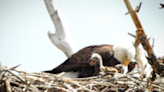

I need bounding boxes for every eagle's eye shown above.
[95,57,99,60]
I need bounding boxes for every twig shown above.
[68,80,96,92]
[92,81,116,87]
[23,81,31,92]
[128,32,135,38]
[0,64,21,72]
[10,81,39,92]
[116,81,136,85]
[0,62,3,75]
[7,69,25,82]
[5,78,11,92]
[135,2,142,13]
[125,2,142,15]
[101,87,109,92]
[72,75,102,81]
[53,86,71,92]
[44,81,53,92]
[63,82,77,92]
[152,38,154,48]
[9,64,21,70]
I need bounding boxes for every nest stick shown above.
[5,78,11,92]
[44,81,54,92]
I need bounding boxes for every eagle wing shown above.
[45,45,117,77]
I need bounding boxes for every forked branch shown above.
[124,0,164,77]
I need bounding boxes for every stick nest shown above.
[0,64,164,92]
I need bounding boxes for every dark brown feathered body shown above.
[44,44,134,78]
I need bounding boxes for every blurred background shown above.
[0,0,164,72]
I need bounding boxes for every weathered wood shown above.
[124,0,164,78]
[0,63,164,91]
[44,0,77,57]
[5,78,11,92]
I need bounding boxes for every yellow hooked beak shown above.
[123,56,130,66]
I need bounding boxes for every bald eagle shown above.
[44,44,136,78]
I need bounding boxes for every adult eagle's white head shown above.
[113,42,136,74]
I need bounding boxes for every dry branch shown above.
[44,0,77,57]
[5,78,11,92]
[124,0,164,77]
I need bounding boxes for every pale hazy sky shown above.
[0,0,164,72]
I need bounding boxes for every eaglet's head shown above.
[89,52,102,66]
